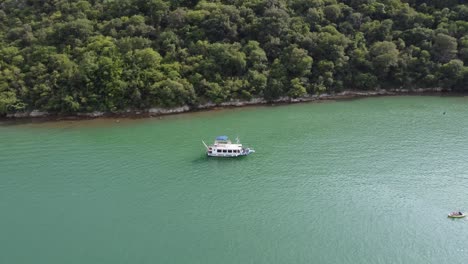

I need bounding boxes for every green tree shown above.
[246,70,267,96]
[122,48,163,107]
[152,78,195,107]
[439,59,466,89]
[323,4,342,22]
[243,41,268,71]
[281,45,313,78]
[79,36,125,111]
[0,90,18,114]
[264,58,288,100]
[288,78,307,98]
[0,46,26,113]
[433,33,458,63]
[354,73,378,90]
[1,0,468,113]
[369,41,399,74]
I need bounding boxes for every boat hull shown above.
[207,151,254,158]
[448,214,465,218]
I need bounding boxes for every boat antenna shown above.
[202,140,209,150]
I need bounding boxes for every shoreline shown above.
[0,88,456,122]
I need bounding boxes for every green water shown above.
[1,96,468,264]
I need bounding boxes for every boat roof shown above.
[216,136,229,141]
[212,143,243,148]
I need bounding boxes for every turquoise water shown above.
[1,96,468,264]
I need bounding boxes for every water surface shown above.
[1,96,467,264]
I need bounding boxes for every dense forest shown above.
[0,0,467,114]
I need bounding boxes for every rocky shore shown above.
[3,88,447,120]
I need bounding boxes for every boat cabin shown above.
[203,136,254,157]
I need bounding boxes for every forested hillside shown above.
[1,0,467,114]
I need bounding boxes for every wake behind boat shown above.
[202,136,255,157]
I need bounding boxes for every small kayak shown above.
[448,213,465,218]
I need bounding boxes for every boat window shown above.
[222,149,227,153]
[217,149,221,153]
[228,150,232,153]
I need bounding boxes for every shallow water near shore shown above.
[1,96,468,264]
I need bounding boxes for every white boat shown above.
[202,136,255,157]
[448,212,465,218]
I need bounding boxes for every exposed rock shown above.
[6,112,30,118]
[77,111,105,117]
[149,106,190,115]
[197,102,217,109]
[219,98,268,107]
[29,110,48,117]
[220,100,243,107]
[1,88,452,120]
[6,110,49,118]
